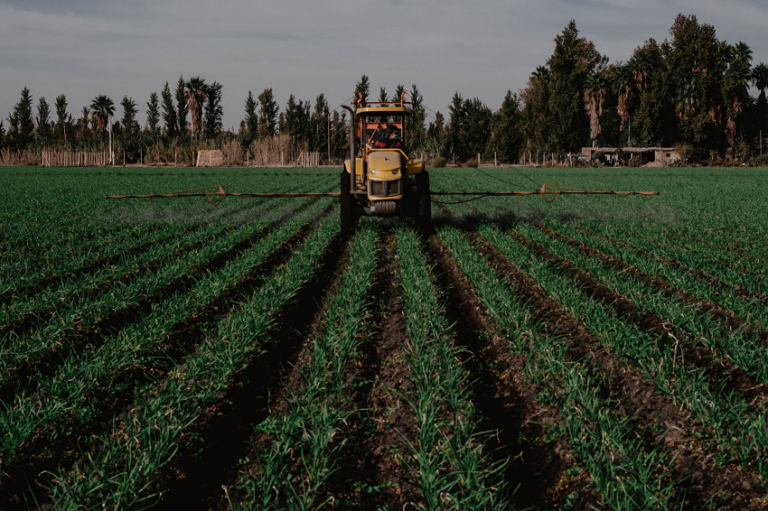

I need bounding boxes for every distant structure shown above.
[196,150,224,167]
[582,147,681,167]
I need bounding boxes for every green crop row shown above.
[391,222,506,510]
[433,188,687,508]
[435,184,768,484]
[596,223,766,276]
[544,221,768,385]
[0,176,322,317]
[554,222,768,326]
[0,195,323,384]
[0,175,318,290]
[0,200,330,469]
[230,220,379,511]
[44,211,340,510]
[501,221,768,481]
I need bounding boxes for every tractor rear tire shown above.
[340,170,357,234]
[415,171,431,234]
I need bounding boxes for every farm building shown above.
[581,147,681,166]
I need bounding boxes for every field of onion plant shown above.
[1,165,767,510]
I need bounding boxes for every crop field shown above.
[1,165,767,510]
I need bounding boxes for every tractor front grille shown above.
[370,180,401,198]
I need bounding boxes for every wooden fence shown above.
[298,152,320,167]
[41,150,111,167]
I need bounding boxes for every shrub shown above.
[627,155,643,167]
[675,143,693,164]
[431,156,447,168]
[465,158,478,168]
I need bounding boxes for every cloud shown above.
[1,0,766,128]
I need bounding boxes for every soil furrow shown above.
[0,197,329,402]
[572,225,768,308]
[144,222,349,511]
[0,205,336,508]
[317,229,423,509]
[477,232,765,509]
[542,225,768,342]
[302,228,423,508]
[428,236,602,510]
[320,236,387,507]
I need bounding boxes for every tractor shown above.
[340,93,430,234]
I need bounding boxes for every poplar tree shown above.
[146,92,160,132]
[258,88,278,138]
[36,96,52,142]
[8,87,35,149]
[330,110,348,159]
[409,84,427,148]
[392,84,406,104]
[120,96,138,136]
[204,81,223,138]
[312,93,329,153]
[354,74,370,104]
[447,92,464,159]
[161,82,177,138]
[55,95,71,141]
[176,76,189,136]
[284,94,299,137]
[378,87,389,122]
[244,90,259,139]
[463,97,493,159]
[489,91,525,163]
[547,20,606,153]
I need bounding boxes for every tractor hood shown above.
[367,151,402,178]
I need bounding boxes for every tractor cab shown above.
[341,93,430,233]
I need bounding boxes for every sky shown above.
[1,0,766,130]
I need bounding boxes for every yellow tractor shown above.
[340,93,430,233]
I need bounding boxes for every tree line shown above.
[2,14,766,165]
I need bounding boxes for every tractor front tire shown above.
[415,171,431,234]
[340,170,357,234]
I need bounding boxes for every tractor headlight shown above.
[371,169,378,175]
[392,168,399,175]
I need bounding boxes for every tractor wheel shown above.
[340,170,357,234]
[415,171,432,234]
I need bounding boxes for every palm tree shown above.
[724,42,753,144]
[753,63,768,98]
[90,95,115,133]
[628,54,652,93]
[753,63,768,99]
[185,77,207,137]
[584,72,608,142]
[611,65,634,131]
[675,74,699,118]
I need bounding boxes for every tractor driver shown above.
[366,125,408,155]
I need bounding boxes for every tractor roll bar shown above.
[341,105,355,194]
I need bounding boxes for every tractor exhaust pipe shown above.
[341,105,355,194]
